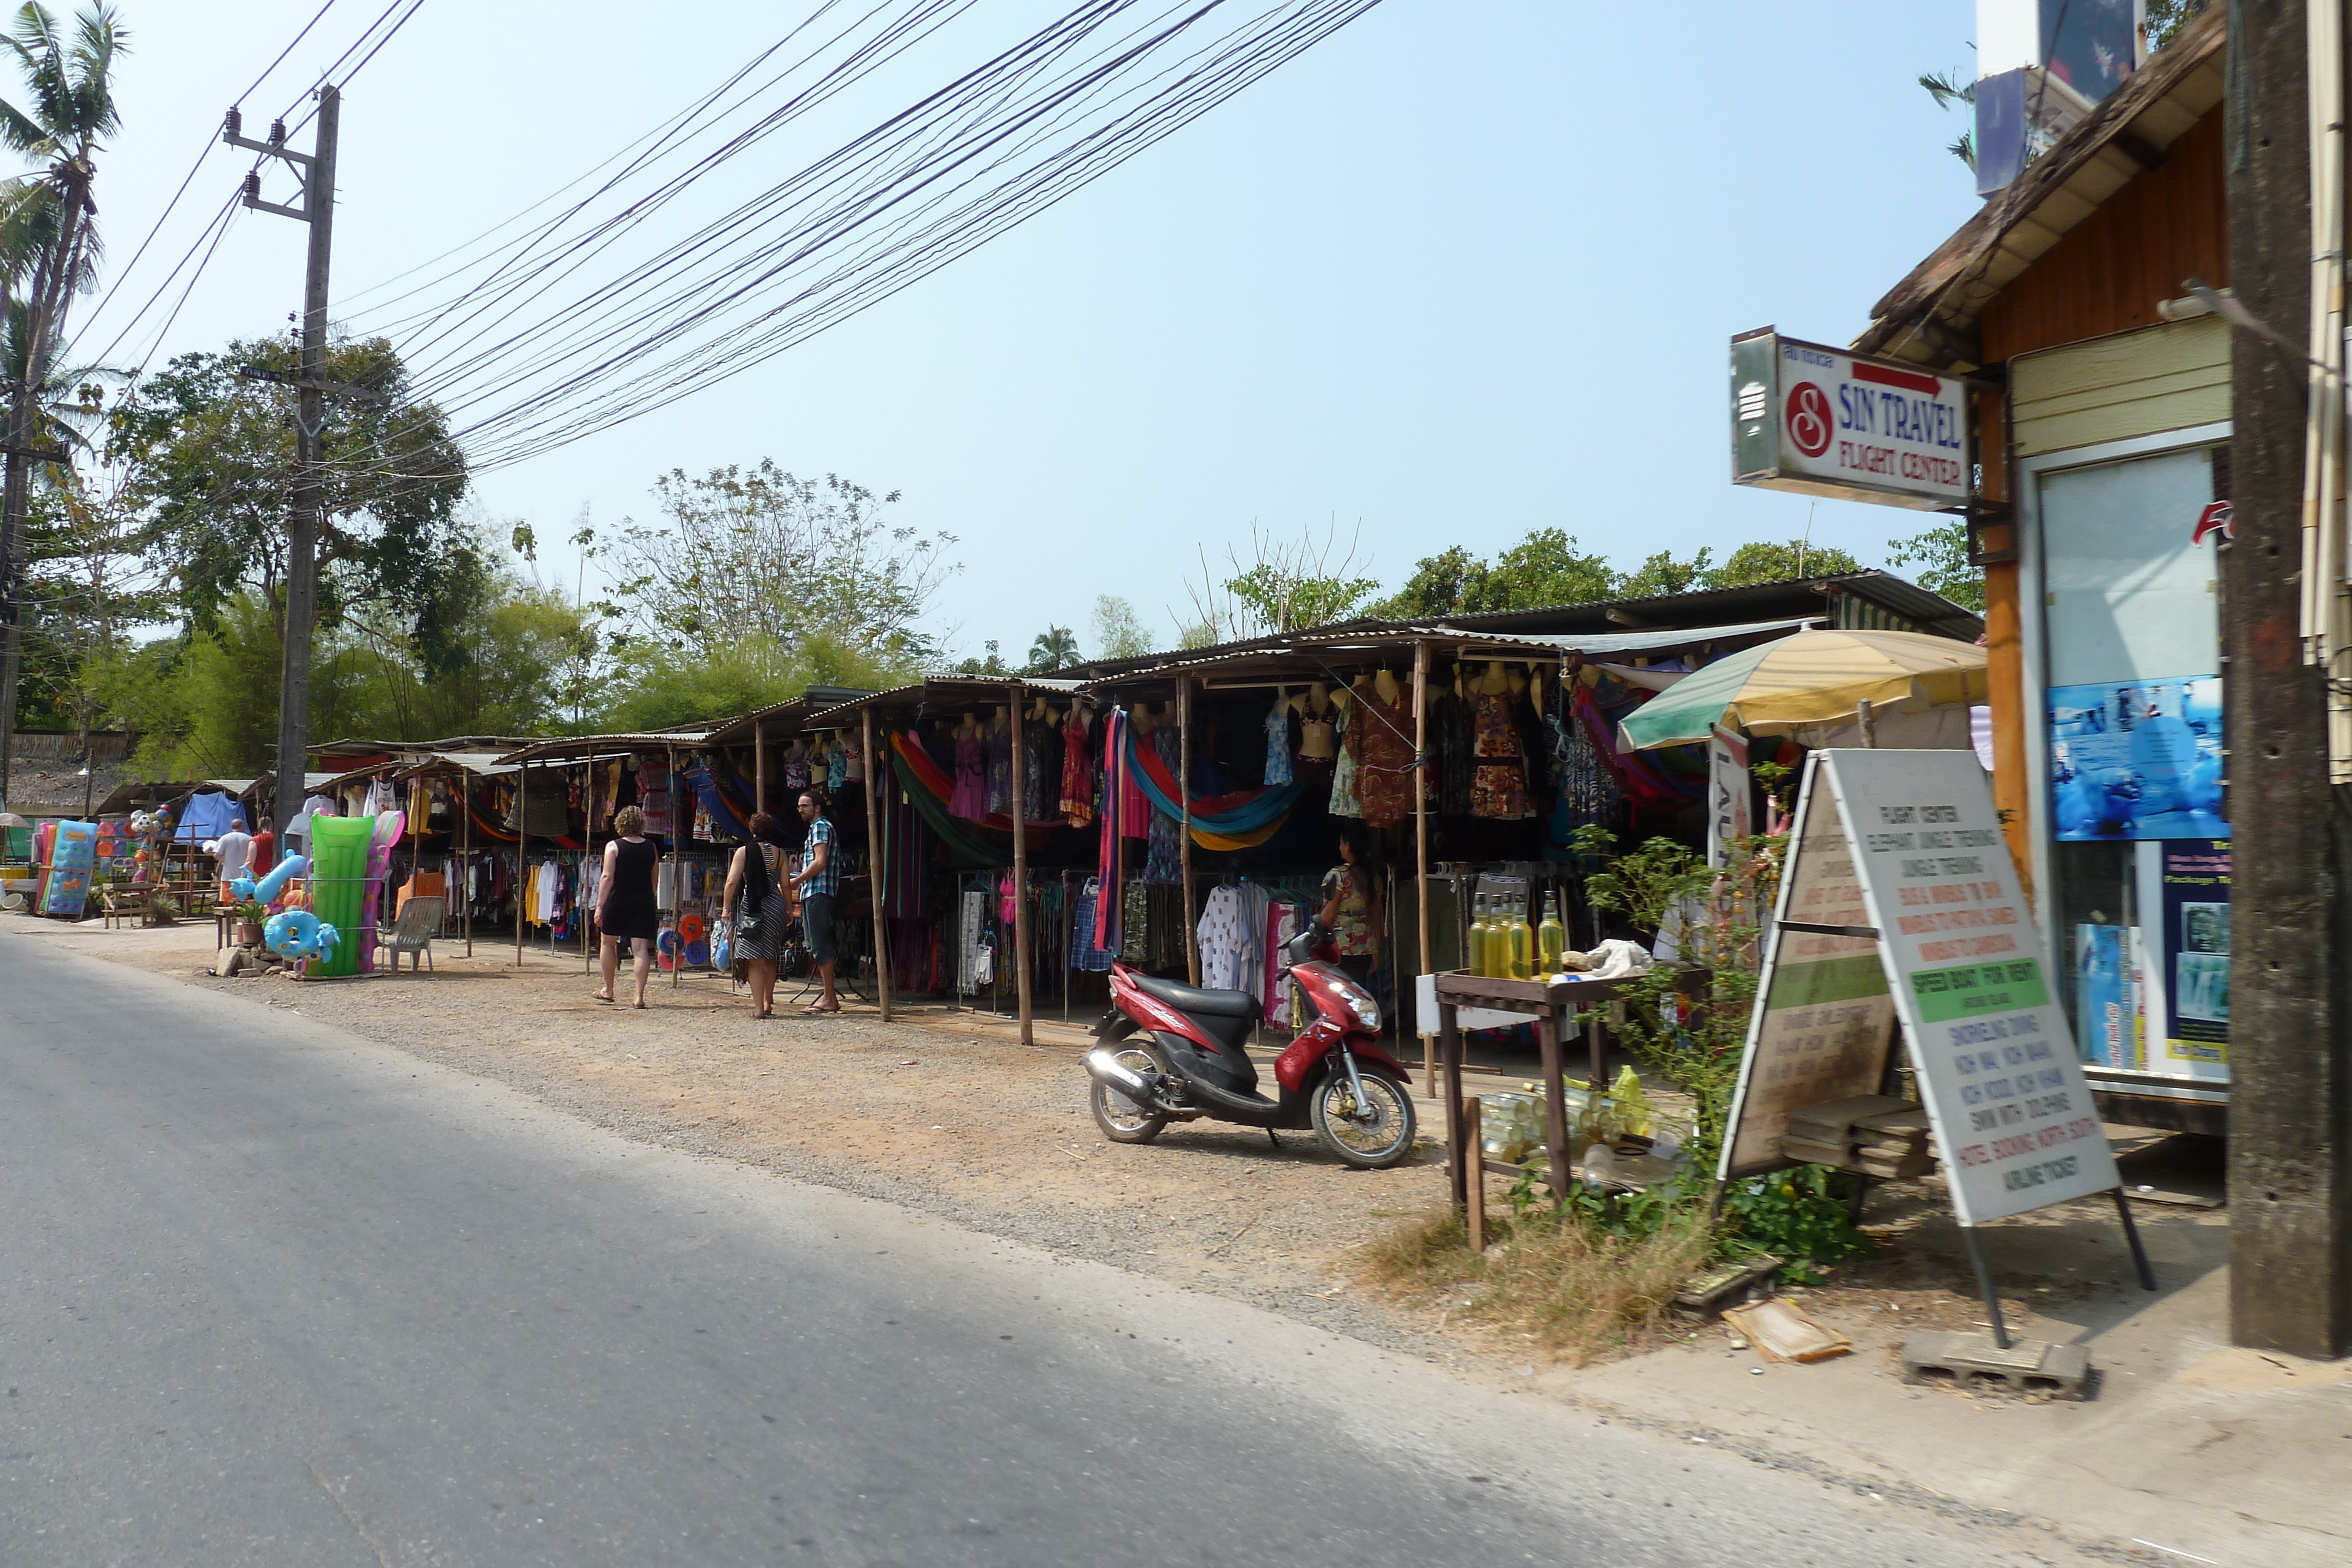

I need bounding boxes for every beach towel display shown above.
[40,820,96,918]
[356,811,405,975]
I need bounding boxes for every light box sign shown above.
[1731,328,1972,510]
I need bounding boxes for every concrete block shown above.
[1899,1331,2092,1399]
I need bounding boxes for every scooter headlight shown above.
[1344,987,1380,1031]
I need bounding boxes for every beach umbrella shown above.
[1615,628,1989,751]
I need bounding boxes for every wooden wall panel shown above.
[1982,108,2228,366]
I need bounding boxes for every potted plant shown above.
[148,891,182,927]
[236,898,267,947]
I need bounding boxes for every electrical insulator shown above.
[269,119,286,147]
[223,106,242,141]
[242,171,260,202]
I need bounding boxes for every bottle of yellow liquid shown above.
[1505,892,1535,981]
[1537,887,1568,975]
[1468,893,1493,977]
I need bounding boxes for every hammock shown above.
[1123,724,1300,846]
[1575,691,1703,813]
[888,740,1012,865]
[681,760,755,842]
[465,802,583,850]
[888,730,1064,832]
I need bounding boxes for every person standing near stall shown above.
[596,805,660,1008]
[721,812,788,1019]
[1316,821,1381,988]
[792,788,841,1015]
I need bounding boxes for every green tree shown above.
[599,462,952,683]
[1186,520,1377,642]
[0,1,123,774]
[1703,539,1863,589]
[1615,547,1713,601]
[947,639,1011,678]
[115,335,474,667]
[1026,624,1079,673]
[1090,593,1153,661]
[1376,529,1616,617]
[1886,517,1984,612]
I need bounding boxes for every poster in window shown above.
[2159,841,2229,1065]
[2048,676,2226,840]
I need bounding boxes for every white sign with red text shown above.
[1825,748,2119,1224]
[1732,330,1973,510]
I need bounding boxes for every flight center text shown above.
[1833,385,1965,486]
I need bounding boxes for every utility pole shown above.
[225,87,339,833]
[2224,0,2352,1358]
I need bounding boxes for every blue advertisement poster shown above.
[2159,841,2229,1065]
[2049,676,2227,840]
[2073,922,2140,1069]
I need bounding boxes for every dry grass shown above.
[1358,1205,1713,1366]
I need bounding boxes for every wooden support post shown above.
[863,705,893,1023]
[515,753,527,969]
[754,717,766,820]
[461,764,472,957]
[1464,1095,1486,1252]
[1178,677,1198,985]
[667,744,680,991]
[1441,999,1467,1214]
[1537,1009,1571,1201]
[582,760,592,974]
[1412,638,1433,1092]
[1008,687,1034,1045]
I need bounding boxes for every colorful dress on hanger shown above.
[984,725,1014,816]
[950,731,988,819]
[1024,725,1056,823]
[1327,701,1363,818]
[1264,697,1294,787]
[782,751,811,791]
[1142,725,1183,884]
[825,743,848,795]
[1355,691,1413,827]
[1060,711,1094,826]
[1432,688,1475,815]
[1471,688,1528,818]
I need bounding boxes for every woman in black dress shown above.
[596,804,661,1008]
[721,811,789,1019]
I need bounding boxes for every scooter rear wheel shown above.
[1309,1067,1416,1169]
[1090,1042,1170,1144]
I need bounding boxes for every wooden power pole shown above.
[225,88,340,831]
[2224,0,2352,1358]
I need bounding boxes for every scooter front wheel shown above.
[1309,1067,1416,1169]
[1090,1042,1170,1144]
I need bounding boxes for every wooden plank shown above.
[1464,1096,1486,1252]
[1440,999,1467,1214]
[1537,1011,1571,1201]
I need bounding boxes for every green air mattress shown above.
[308,814,373,978]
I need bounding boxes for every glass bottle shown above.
[1537,887,1568,975]
[1468,894,1493,977]
[1505,892,1535,981]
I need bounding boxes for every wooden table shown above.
[1434,968,1705,1211]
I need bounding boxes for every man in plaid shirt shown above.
[793,789,842,1014]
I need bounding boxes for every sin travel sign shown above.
[1721,750,2120,1226]
[1730,328,1972,510]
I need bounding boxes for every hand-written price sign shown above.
[1721,750,2119,1225]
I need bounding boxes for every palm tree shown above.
[0,1,123,807]
[1027,624,1080,674]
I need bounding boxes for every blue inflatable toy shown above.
[232,853,309,906]
[262,908,341,964]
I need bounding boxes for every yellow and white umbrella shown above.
[1615,628,1988,751]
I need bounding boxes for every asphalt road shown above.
[1,934,2086,1567]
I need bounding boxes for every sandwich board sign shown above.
[1721,748,2121,1226]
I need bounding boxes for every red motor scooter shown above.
[1083,921,1419,1168]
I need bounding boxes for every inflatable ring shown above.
[656,928,682,955]
[684,940,710,968]
[678,912,707,943]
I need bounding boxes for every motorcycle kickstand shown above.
[1267,1127,1280,1151]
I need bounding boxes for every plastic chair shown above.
[382,895,444,974]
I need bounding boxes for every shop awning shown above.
[1615,628,1989,750]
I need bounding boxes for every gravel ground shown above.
[68,922,1467,1359]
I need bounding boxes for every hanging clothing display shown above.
[1327,701,1363,818]
[1071,877,1116,971]
[1023,722,1057,824]
[1470,688,1528,819]
[640,760,673,837]
[1433,687,1475,816]
[1197,884,1247,990]
[1354,690,1414,828]
[950,727,987,819]
[1263,696,1294,787]
[1142,725,1183,885]
[1060,709,1094,827]
[985,722,1014,817]
[782,747,811,793]
[842,734,864,784]
[958,888,990,993]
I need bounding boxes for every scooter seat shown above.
[1132,974,1261,1021]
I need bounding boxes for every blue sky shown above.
[76,1,1982,663]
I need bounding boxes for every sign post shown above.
[1722,750,2153,1347]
